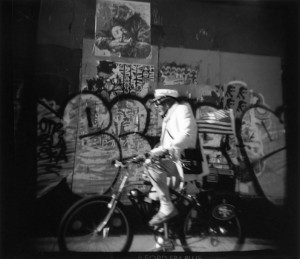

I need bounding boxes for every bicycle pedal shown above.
[155,239,175,251]
[152,225,163,231]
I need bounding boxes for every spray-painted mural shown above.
[37,90,286,205]
[238,105,286,205]
[37,99,74,198]
[36,41,286,206]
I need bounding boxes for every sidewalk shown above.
[30,235,277,252]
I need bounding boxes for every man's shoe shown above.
[151,240,175,252]
[149,208,178,226]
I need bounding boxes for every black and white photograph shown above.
[4,0,300,258]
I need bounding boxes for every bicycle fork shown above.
[94,173,129,236]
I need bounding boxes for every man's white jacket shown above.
[151,102,198,156]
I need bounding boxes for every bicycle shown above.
[57,153,244,252]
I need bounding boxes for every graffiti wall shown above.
[36,40,286,205]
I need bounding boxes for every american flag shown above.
[197,109,235,135]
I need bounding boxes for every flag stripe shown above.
[198,128,234,134]
[197,121,232,127]
[197,109,235,135]
[198,126,233,131]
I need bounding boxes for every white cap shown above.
[153,89,179,101]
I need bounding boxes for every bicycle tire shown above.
[58,195,133,252]
[182,205,244,252]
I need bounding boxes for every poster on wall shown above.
[94,0,151,59]
[158,47,282,111]
[221,81,250,118]
[84,60,155,101]
[159,62,198,86]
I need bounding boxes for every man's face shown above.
[154,98,169,117]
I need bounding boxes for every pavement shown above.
[29,234,277,253]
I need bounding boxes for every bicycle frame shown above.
[94,158,139,234]
[95,177,128,233]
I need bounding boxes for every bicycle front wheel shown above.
[58,195,133,252]
[183,206,244,252]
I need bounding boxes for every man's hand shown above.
[133,154,146,163]
[149,147,168,158]
[168,148,181,160]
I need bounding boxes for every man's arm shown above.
[171,104,197,150]
[150,145,168,157]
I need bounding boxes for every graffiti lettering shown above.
[86,61,155,99]
[38,118,68,163]
[130,64,137,89]
[160,62,198,85]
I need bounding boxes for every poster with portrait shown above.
[94,0,151,59]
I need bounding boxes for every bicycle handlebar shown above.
[112,154,147,168]
[112,151,171,168]
[113,151,187,195]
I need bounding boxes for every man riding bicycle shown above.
[145,89,199,226]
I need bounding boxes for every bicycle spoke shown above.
[183,207,243,252]
[58,197,132,252]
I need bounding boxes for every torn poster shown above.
[94,0,151,59]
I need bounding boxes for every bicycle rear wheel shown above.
[182,206,244,252]
[58,195,133,252]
